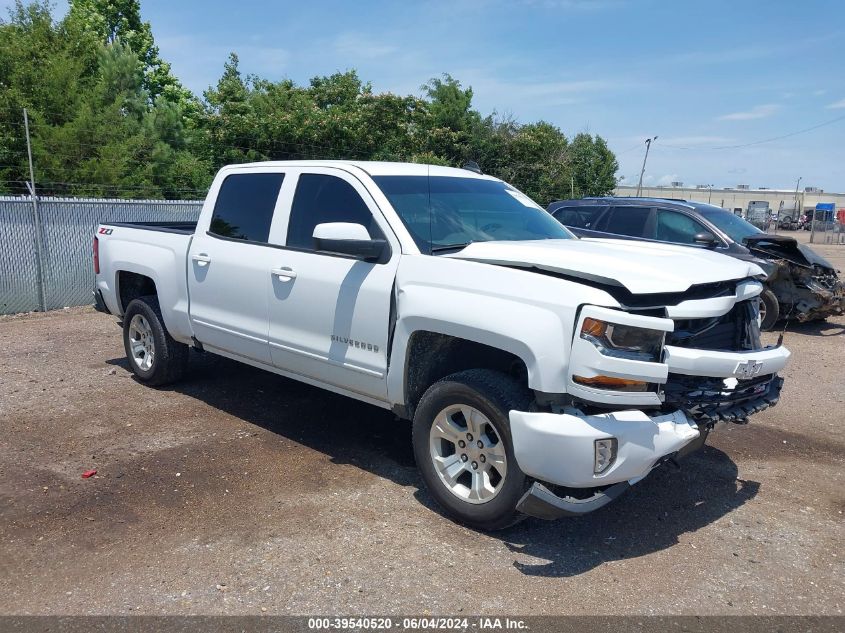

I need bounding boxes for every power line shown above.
[659,114,845,151]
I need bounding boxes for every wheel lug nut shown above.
[460,454,468,462]
[458,440,465,448]
[476,440,483,448]
[466,433,473,441]
[480,455,486,463]
[471,461,478,470]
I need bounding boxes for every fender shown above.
[386,255,621,405]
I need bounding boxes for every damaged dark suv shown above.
[548,197,845,330]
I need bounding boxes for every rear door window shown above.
[603,206,654,238]
[552,205,606,229]
[209,173,285,243]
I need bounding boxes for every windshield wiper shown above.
[430,242,472,254]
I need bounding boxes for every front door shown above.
[267,169,400,401]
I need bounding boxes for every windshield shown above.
[372,175,573,253]
[697,206,763,243]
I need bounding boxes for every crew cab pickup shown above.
[93,161,791,530]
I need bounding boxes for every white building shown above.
[613,184,845,217]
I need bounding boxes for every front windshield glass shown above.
[697,206,763,243]
[372,175,573,253]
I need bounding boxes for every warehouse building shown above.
[613,184,845,218]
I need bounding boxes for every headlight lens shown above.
[580,317,664,362]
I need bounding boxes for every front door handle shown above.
[271,266,297,281]
[192,253,211,267]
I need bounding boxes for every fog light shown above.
[594,438,618,474]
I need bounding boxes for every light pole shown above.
[636,136,657,197]
[707,184,715,204]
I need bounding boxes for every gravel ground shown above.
[1,243,843,616]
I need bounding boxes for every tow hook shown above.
[656,453,681,470]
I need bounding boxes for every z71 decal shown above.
[98,227,113,235]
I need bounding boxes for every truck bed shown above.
[101,221,197,235]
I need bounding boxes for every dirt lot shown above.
[1,246,843,615]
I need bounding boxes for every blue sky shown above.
[7,0,845,191]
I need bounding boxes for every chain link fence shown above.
[0,196,203,315]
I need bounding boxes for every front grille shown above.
[663,372,783,426]
[667,299,762,351]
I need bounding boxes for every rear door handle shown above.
[192,253,211,266]
[271,266,296,280]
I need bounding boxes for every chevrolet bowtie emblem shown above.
[734,360,763,379]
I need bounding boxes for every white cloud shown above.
[658,136,734,147]
[717,104,780,121]
[637,173,681,187]
[825,98,845,109]
[334,33,398,60]
[457,74,620,111]
[656,174,682,186]
[814,89,828,96]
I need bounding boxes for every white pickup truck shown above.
[93,161,791,530]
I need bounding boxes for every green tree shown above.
[569,132,618,197]
[68,0,193,107]
[1,1,618,201]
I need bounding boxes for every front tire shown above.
[412,369,532,531]
[759,288,780,331]
[122,295,188,386]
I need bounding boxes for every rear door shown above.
[187,170,287,364]
[266,167,401,401]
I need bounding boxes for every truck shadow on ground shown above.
[781,318,844,337]
[496,448,759,577]
[108,351,760,578]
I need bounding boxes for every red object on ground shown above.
[81,469,97,479]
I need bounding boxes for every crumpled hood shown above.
[448,238,765,294]
[743,234,837,270]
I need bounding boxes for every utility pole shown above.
[24,108,47,312]
[636,136,657,197]
[707,184,714,204]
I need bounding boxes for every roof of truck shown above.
[225,160,499,179]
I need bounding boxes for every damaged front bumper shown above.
[509,408,700,489]
[792,275,845,322]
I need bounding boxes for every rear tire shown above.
[412,369,532,531]
[759,288,780,331]
[122,295,188,386]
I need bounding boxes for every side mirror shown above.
[693,231,718,248]
[312,222,387,262]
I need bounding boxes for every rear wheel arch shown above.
[117,271,157,315]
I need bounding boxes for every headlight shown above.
[580,317,664,362]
